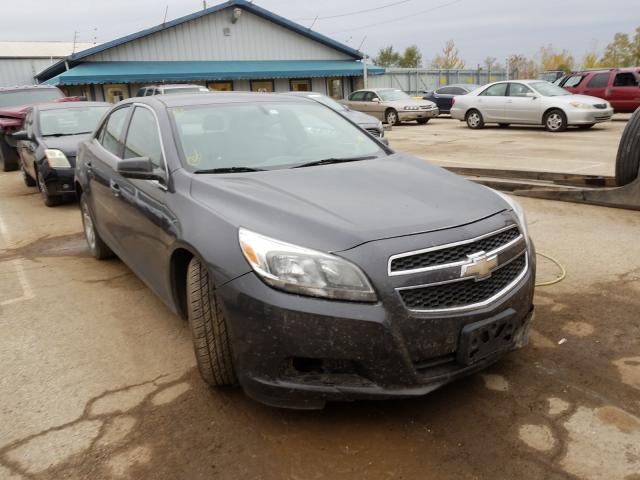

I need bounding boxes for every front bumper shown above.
[216,234,535,409]
[399,108,439,121]
[566,107,614,125]
[41,165,76,196]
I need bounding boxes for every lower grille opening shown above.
[280,357,371,386]
[400,253,527,311]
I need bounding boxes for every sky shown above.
[0,0,638,67]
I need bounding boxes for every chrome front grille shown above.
[389,225,521,275]
[398,254,527,311]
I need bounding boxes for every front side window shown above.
[349,91,367,101]
[170,102,385,172]
[364,92,380,102]
[587,73,610,88]
[98,106,130,158]
[39,106,110,137]
[124,107,163,169]
[378,89,410,101]
[508,83,533,97]
[613,72,639,87]
[480,83,508,96]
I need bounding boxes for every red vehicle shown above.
[0,86,83,171]
[557,67,640,113]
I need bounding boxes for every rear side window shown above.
[349,91,366,101]
[563,75,584,88]
[437,87,455,95]
[613,72,639,87]
[480,83,508,96]
[587,73,610,88]
[98,106,130,158]
[124,107,163,169]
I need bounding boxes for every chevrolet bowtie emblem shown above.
[461,252,498,281]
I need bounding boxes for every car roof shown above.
[570,67,639,74]
[437,84,479,89]
[283,91,324,97]
[126,92,313,108]
[35,101,111,111]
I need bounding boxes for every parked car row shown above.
[1,87,536,409]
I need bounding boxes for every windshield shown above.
[378,89,410,101]
[39,106,111,136]
[0,89,64,108]
[530,82,571,97]
[164,87,207,94]
[307,95,347,112]
[170,102,385,171]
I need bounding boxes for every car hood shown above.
[341,109,380,126]
[555,94,608,105]
[190,153,508,252]
[41,133,91,158]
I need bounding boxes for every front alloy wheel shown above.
[80,194,113,260]
[385,109,399,126]
[544,110,567,132]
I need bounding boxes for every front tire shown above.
[416,118,430,125]
[385,109,400,126]
[466,109,484,129]
[187,257,237,387]
[36,169,61,207]
[21,164,36,187]
[80,193,113,260]
[544,109,567,132]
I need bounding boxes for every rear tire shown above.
[21,163,36,187]
[0,133,19,172]
[416,118,429,125]
[544,109,567,132]
[385,109,400,126]
[187,257,237,387]
[615,108,640,186]
[465,109,484,129]
[80,193,113,260]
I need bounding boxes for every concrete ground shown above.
[0,119,639,479]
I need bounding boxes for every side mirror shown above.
[371,97,381,103]
[117,156,163,181]
[526,92,538,99]
[13,130,30,141]
[379,137,390,146]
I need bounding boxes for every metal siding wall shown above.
[311,77,327,95]
[367,68,508,93]
[86,9,352,62]
[0,58,61,86]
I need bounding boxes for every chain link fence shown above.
[367,68,508,94]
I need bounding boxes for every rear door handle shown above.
[110,180,121,197]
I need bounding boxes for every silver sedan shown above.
[450,80,614,132]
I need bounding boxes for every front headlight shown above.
[569,102,593,109]
[403,106,420,110]
[44,149,71,168]
[239,228,377,302]
[493,190,530,245]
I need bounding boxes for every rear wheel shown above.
[21,163,36,187]
[615,108,640,186]
[544,109,567,132]
[385,109,400,126]
[80,193,113,260]
[37,169,61,207]
[466,110,484,129]
[416,118,430,125]
[187,257,237,387]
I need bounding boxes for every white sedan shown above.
[450,80,614,132]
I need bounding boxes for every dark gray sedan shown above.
[75,93,535,409]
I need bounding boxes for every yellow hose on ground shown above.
[535,252,567,287]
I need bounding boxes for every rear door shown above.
[83,105,132,251]
[609,71,640,112]
[111,105,175,299]
[476,83,508,121]
[581,72,611,100]
[504,82,540,123]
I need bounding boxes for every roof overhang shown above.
[42,61,384,86]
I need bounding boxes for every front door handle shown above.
[110,180,121,197]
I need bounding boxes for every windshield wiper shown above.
[194,166,266,174]
[43,132,90,137]
[293,155,377,169]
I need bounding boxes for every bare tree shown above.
[431,40,465,69]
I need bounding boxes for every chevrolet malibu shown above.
[75,93,535,409]
[451,80,613,132]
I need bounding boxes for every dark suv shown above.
[75,93,535,409]
[558,68,640,113]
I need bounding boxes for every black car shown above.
[75,93,535,409]
[422,84,480,114]
[14,102,110,206]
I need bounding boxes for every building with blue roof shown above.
[35,0,383,102]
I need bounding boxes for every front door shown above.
[581,72,610,100]
[476,83,508,122]
[504,82,540,123]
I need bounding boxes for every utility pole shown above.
[72,31,78,54]
[363,55,368,88]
